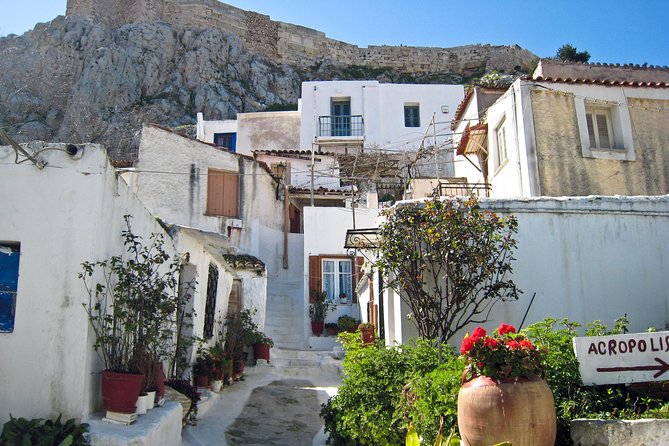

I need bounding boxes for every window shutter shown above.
[206,169,239,217]
[596,113,611,148]
[585,113,596,147]
[352,256,364,303]
[309,255,321,303]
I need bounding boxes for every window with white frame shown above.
[494,117,508,171]
[322,258,352,302]
[575,96,635,161]
[585,106,616,150]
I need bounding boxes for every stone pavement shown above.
[181,365,341,446]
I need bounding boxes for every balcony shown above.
[317,115,364,145]
[433,182,491,198]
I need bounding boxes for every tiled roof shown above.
[289,186,355,195]
[529,76,669,88]
[254,149,334,156]
[222,254,266,272]
[451,85,508,131]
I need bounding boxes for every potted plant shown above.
[192,352,213,388]
[224,308,259,380]
[248,330,273,363]
[325,322,339,337]
[358,322,375,344]
[457,323,556,446]
[339,292,348,304]
[309,290,335,336]
[337,315,360,333]
[80,216,185,415]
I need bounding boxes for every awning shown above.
[456,123,488,156]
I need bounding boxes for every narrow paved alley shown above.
[181,365,341,446]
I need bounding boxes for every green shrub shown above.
[397,354,464,445]
[1,414,90,446]
[321,333,444,445]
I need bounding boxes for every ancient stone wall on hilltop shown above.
[65,0,538,75]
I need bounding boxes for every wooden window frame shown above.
[309,254,363,303]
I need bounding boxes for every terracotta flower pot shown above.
[457,375,556,446]
[194,374,209,388]
[253,342,271,362]
[360,326,375,344]
[101,370,144,414]
[311,321,324,336]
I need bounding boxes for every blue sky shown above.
[3,1,668,67]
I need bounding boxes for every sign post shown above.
[573,331,669,386]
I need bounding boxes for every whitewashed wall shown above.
[299,81,464,157]
[196,113,237,145]
[127,124,285,268]
[0,143,176,423]
[303,207,379,338]
[381,196,669,346]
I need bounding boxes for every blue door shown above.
[0,245,20,332]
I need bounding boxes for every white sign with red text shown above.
[573,331,669,385]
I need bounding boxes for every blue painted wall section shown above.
[0,245,20,332]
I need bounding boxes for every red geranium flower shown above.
[497,323,516,335]
[519,339,534,349]
[484,337,499,349]
[471,327,487,340]
[506,340,520,350]
[460,336,475,355]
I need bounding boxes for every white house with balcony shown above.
[298,81,464,178]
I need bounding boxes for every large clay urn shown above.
[457,375,556,446]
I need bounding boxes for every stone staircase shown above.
[268,347,343,379]
[264,279,305,349]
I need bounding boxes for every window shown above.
[322,259,352,302]
[0,243,20,333]
[206,168,239,217]
[214,133,237,152]
[331,98,351,136]
[309,255,363,304]
[203,263,219,339]
[575,97,635,161]
[585,107,615,149]
[494,118,508,171]
[404,104,420,127]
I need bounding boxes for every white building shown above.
[0,142,181,422]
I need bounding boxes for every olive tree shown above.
[375,195,521,343]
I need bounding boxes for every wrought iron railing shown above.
[318,115,364,137]
[433,182,491,198]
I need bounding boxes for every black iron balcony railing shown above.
[318,115,364,137]
[433,182,492,198]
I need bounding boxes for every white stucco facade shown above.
[299,81,464,160]
[196,112,237,147]
[303,206,379,338]
[376,196,669,347]
[0,143,178,423]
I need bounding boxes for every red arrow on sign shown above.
[596,357,669,378]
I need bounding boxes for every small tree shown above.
[375,196,521,344]
[556,44,591,63]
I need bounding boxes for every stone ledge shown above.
[87,401,182,446]
[571,418,669,446]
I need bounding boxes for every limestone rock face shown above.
[0,16,301,162]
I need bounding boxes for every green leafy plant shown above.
[376,195,520,344]
[321,334,444,445]
[337,315,360,332]
[223,308,260,359]
[79,215,190,376]
[1,414,90,446]
[459,323,544,380]
[309,290,336,322]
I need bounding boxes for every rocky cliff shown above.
[0,15,537,163]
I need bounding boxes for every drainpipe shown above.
[283,185,289,269]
